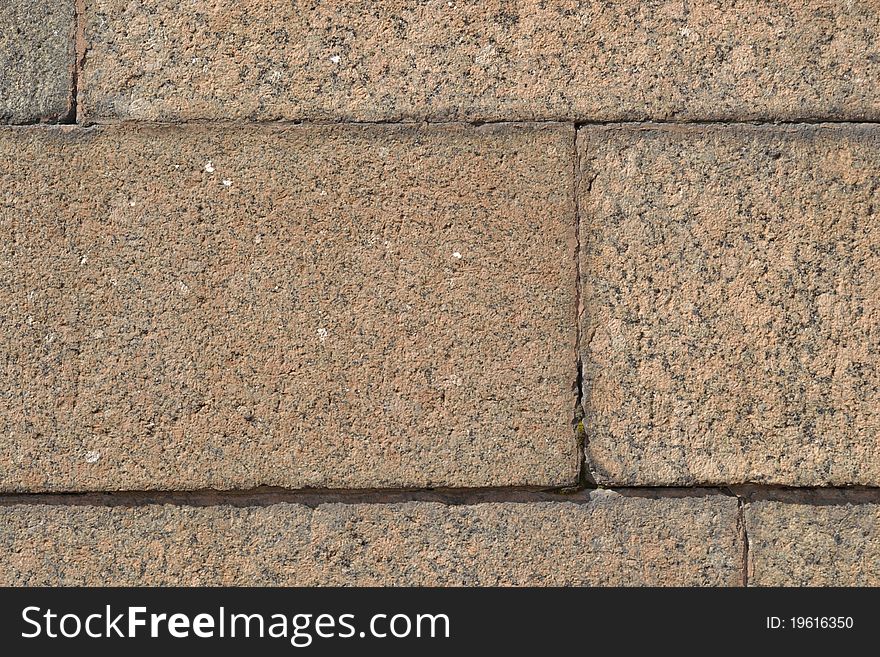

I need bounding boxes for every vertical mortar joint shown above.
[64,0,87,123]
[571,125,594,489]
[737,497,750,587]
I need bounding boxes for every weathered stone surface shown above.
[580,125,880,486]
[0,131,80,476]
[81,0,880,123]
[0,494,742,585]
[0,0,74,123]
[0,123,577,491]
[746,500,880,586]
[310,493,741,585]
[0,504,315,586]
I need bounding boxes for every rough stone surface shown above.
[1,503,315,586]
[310,493,741,586]
[580,125,880,486]
[0,494,742,585]
[81,0,880,123]
[0,0,74,123]
[0,123,577,491]
[746,501,880,586]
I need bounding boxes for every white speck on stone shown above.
[129,98,150,115]
[109,277,118,287]
[254,234,263,245]
[317,327,329,342]
[178,281,190,295]
[80,255,88,265]
[329,54,341,64]
[475,45,496,66]
[44,333,56,344]
[94,329,104,338]
[679,27,691,37]
[85,450,101,464]
[378,146,389,157]
[452,251,462,259]
[129,200,137,207]
[204,160,215,173]
[222,179,232,187]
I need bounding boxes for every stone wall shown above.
[2,1,879,585]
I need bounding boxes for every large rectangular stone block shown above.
[746,500,880,586]
[580,124,880,486]
[0,494,742,585]
[309,493,741,586]
[81,0,880,123]
[0,123,577,491]
[1,0,74,123]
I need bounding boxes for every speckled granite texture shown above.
[580,124,880,486]
[0,0,74,123]
[0,494,742,585]
[0,123,577,492]
[746,501,880,586]
[80,0,880,122]
[2,0,880,590]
